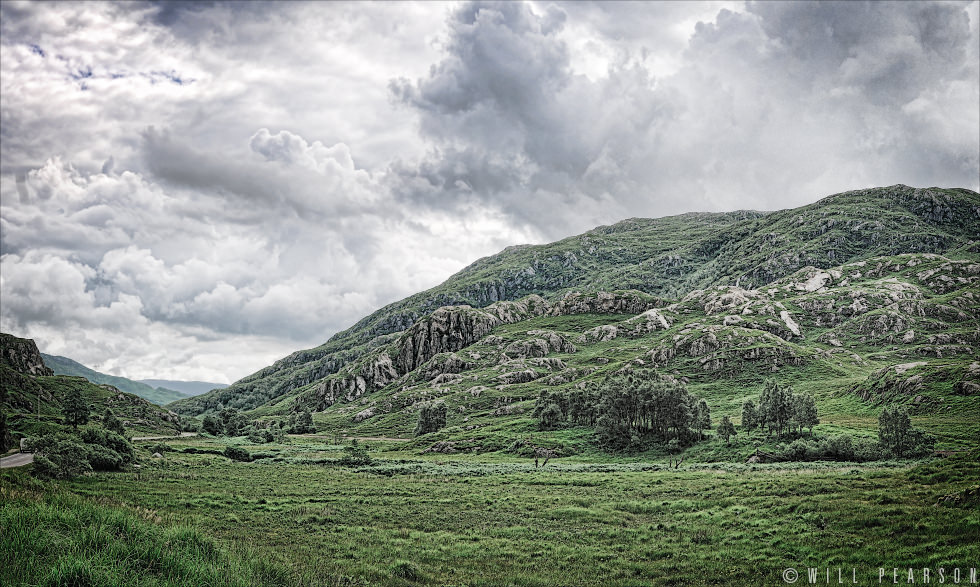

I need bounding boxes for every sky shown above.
[1,1,978,384]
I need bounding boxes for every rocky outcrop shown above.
[551,291,665,316]
[394,306,503,374]
[394,295,552,375]
[647,326,806,375]
[502,331,577,359]
[0,333,53,376]
[417,353,471,381]
[498,370,541,385]
[578,325,619,344]
[310,352,399,409]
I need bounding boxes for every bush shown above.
[27,429,134,478]
[414,402,447,436]
[150,443,173,454]
[201,415,222,436]
[223,446,252,462]
[26,435,93,479]
[538,404,564,431]
[87,444,126,471]
[80,427,135,468]
[338,441,372,467]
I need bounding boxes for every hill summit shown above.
[171,185,979,434]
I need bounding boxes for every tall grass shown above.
[0,470,291,586]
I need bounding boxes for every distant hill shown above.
[40,354,189,405]
[2,334,181,441]
[138,379,226,397]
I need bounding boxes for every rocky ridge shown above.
[169,185,980,419]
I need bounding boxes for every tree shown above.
[718,415,737,444]
[220,408,248,436]
[292,409,315,434]
[741,400,758,430]
[201,414,222,436]
[694,399,711,440]
[877,407,935,457]
[758,380,791,436]
[414,401,447,436]
[103,409,125,435]
[594,371,702,450]
[539,404,563,431]
[795,394,819,435]
[63,388,90,429]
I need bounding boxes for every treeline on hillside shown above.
[739,381,934,461]
[535,373,935,461]
[534,370,711,451]
[198,407,315,443]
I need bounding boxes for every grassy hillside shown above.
[2,335,182,440]
[0,470,291,587]
[42,354,191,406]
[171,186,979,447]
[281,253,977,455]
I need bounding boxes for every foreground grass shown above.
[15,439,972,586]
[0,470,291,587]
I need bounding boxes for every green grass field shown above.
[4,436,976,586]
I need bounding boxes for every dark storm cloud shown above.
[388,0,978,238]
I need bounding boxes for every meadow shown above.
[3,436,976,586]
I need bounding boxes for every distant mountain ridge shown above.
[168,184,980,418]
[139,379,227,397]
[40,354,220,406]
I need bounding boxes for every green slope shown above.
[2,335,181,439]
[172,185,979,419]
[41,354,189,405]
[292,253,978,453]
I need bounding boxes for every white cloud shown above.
[1,0,977,383]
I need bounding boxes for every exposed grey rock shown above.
[498,370,541,385]
[0,333,53,376]
[353,407,376,422]
[552,291,663,316]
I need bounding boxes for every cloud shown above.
[1,0,976,383]
[389,0,979,237]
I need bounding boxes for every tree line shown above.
[740,379,819,437]
[534,370,711,451]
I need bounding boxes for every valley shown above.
[2,185,978,586]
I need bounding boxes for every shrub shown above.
[414,402,447,436]
[150,443,173,454]
[26,435,93,479]
[338,441,372,467]
[80,427,135,468]
[87,444,126,471]
[223,446,252,462]
[538,404,564,431]
[201,415,222,436]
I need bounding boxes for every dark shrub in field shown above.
[224,446,252,462]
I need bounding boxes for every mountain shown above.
[170,184,980,425]
[1,334,181,440]
[138,379,226,397]
[41,354,184,405]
